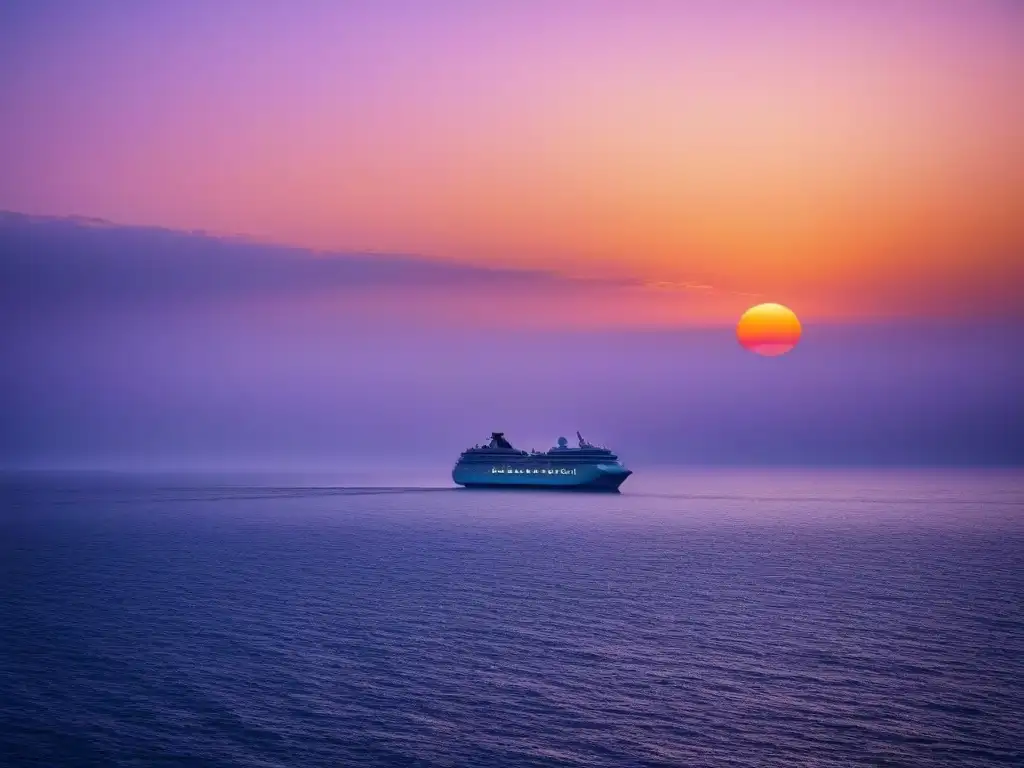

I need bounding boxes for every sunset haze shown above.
[4,6,1024,763]
[1,1,1022,470]
[2,0,1023,326]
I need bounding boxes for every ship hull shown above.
[452,463,632,492]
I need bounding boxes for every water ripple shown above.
[2,470,1022,766]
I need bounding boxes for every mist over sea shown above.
[3,467,1022,767]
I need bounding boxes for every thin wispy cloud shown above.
[0,212,747,329]
[642,280,762,299]
[0,211,583,302]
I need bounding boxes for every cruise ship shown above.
[452,431,633,491]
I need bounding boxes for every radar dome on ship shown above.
[557,437,568,448]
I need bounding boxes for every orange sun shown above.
[736,303,802,357]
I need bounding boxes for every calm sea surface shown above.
[2,468,1022,767]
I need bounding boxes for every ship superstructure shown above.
[452,431,632,491]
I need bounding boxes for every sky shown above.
[1,2,1022,468]
[2,213,1021,469]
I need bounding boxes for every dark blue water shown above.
[3,469,1022,767]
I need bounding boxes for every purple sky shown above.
[1,3,1022,468]
[2,1,1023,324]
[2,214,1021,469]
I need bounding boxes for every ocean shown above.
[2,468,1022,767]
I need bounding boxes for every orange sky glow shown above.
[1,1,1022,328]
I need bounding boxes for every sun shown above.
[736,303,802,357]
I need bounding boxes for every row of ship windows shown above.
[490,467,578,475]
[467,448,610,453]
[459,457,617,464]
[462,452,616,458]
[461,451,614,457]
[458,462,610,468]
